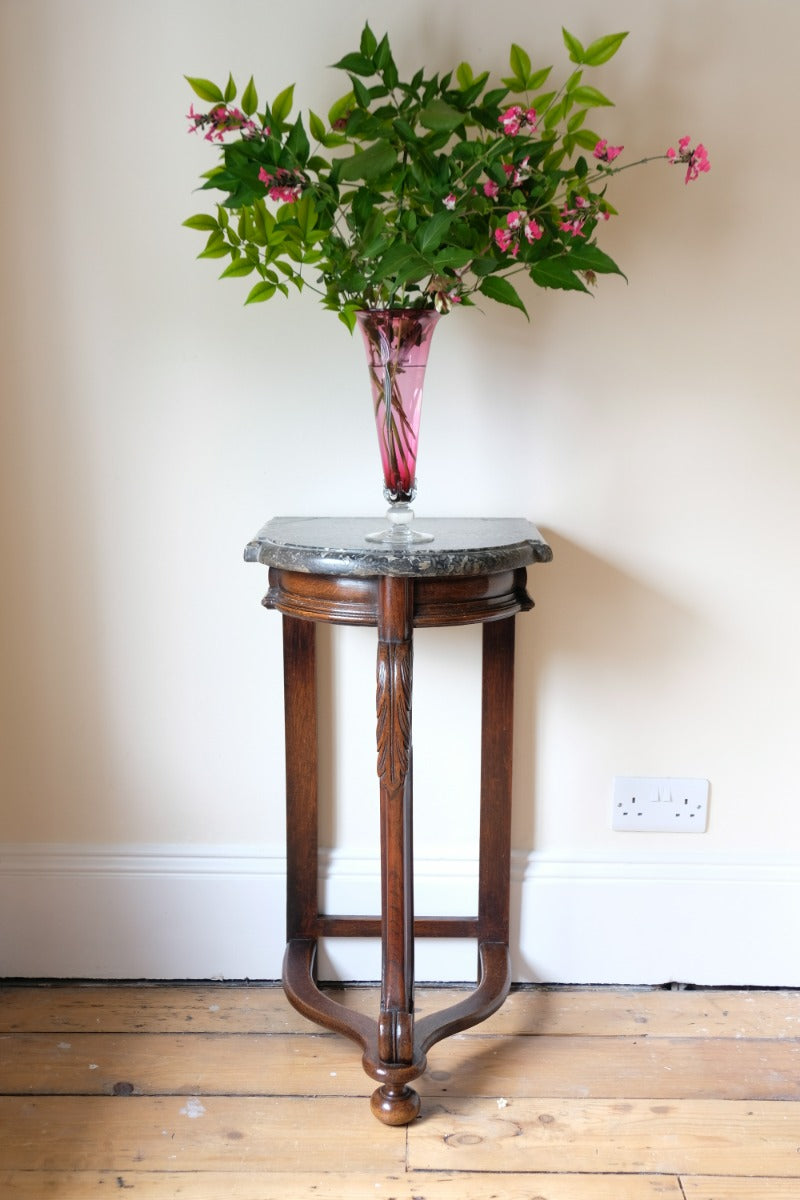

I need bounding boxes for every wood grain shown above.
[3,984,798,1038]
[2,1032,797,1100]
[0,1096,404,1173]
[0,1172,684,1199]
[1,985,798,1196]
[682,1180,800,1199]
[408,1097,800,1176]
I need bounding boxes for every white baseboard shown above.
[2,844,799,985]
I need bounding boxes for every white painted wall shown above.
[2,0,799,983]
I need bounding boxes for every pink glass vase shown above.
[356,308,440,544]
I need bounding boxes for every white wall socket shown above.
[612,776,709,833]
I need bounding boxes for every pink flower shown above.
[188,103,263,142]
[259,165,304,203]
[594,139,623,163]
[524,219,543,242]
[498,105,537,138]
[667,136,711,183]
[499,105,522,136]
[559,206,585,237]
[443,193,457,210]
[507,210,522,230]
[494,227,513,252]
[484,180,500,199]
[685,142,710,183]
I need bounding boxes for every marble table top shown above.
[244,516,552,578]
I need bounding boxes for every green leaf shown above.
[241,76,258,116]
[295,192,318,238]
[570,85,614,108]
[543,96,569,129]
[360,23,378,58]
[245,280,277,304]
[572,127,602,151]
[328,91,355,127]
[271,84,295,124]
[432,246,474,269]
[562,28,586,63]
[197,241,230,259]
[338,305,359,333]
[531,257,589,292]
[182,214,219,231]
[530,89,556,114]
[529,66,553,89]
[374,34,398,88]
[309,109,326,142]
[415,211,452,254]
[509,43,532,85]
[478,275,529,317]
[419,98,464,132]
[583,31,628,66]
[219,258,256,279]
[223,73,236,103]
[331,51,375,77]
[337,139,396,181]
[284,116,310,164]
[350,75,371,109]
[185,75,224,103]
[370,241,416,277]
[392,117,418,144]
[456,61,474,89]
[565,243,626,278]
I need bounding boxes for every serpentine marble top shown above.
[244,516,552,578]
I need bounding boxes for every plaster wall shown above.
[2,0,798,981]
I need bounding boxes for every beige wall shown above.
[2,0,799,979]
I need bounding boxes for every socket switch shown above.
[612,776,709,833]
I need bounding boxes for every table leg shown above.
[370,575,421,1124]
[479,616,515,946]
[282,615,318,942]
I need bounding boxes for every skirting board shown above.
[2,844,799,985]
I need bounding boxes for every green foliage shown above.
[184,23,675,322]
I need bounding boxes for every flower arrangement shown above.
[184,24,709,328]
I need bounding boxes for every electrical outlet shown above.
[612,776,709,832]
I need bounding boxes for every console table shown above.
[245,516,551,1124]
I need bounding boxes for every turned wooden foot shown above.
[370,1083,421,1126]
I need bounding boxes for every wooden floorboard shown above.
[0,1171,685,1199]
[3,983,798,1037]
[2,1032,798,1100]
[0,984,798,1197]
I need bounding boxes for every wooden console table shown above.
[245,516,551,1124]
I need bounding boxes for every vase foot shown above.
[365,503,433,544]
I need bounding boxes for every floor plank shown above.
[3,984,799,1038]
[2,1031,797,1101]
[682,1180,800,1199]
[0,1096,405,1173]
[0,1171,684,1199]
[408,1098,800,1177]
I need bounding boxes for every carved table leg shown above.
[370,575,422,1125]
